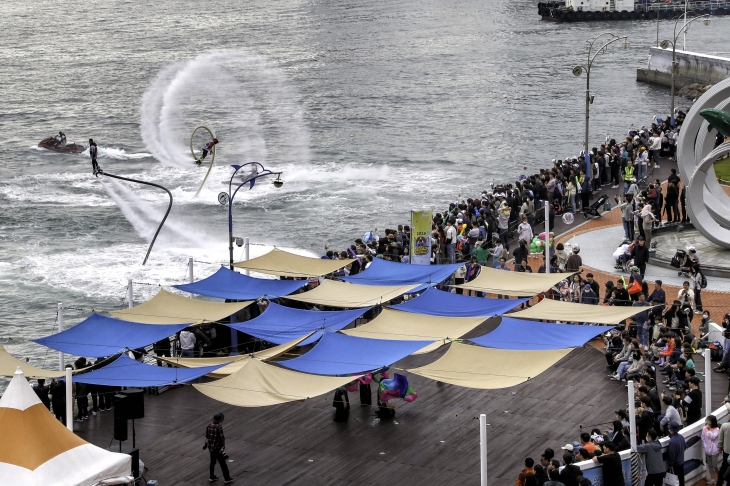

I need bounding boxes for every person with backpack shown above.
[692,264,706,314]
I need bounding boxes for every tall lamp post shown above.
[218,163,283,270]
[660,14,711,116]
[572,33,630,155]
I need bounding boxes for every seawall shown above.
[637,47,730,88]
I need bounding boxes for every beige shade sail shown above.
[0,368,131,484]
[193,358,357,407]
[232,248,353,278]
[285,280,418,308]
[453,267,573,296]
[508,298,657,325]
[110,289,252,324]
[342,308,486,354]
[157,333,312,377]
[408,342,572,389]
[0,346,65,379]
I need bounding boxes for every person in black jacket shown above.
[559,453,582,486]
[631,236,650,276]
[49,377,67,425]
[32,379,51,410]
[611,280,631,306]
[638,396,655,443]
[333,387,350,422]
[665,180,679,223]
[513,240,529,269]
[74,357,90,422]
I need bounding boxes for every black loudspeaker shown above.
[121,388,145,419]
[113,394,128,442]
[127,448,140,478]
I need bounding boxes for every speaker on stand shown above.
[121,388,144,449]
[112,394,128,451]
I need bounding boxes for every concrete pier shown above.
[637,47,730,88]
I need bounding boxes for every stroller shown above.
[583,194,609,220]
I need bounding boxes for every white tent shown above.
[0,367,132,485]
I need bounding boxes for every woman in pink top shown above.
[702,414,720,484]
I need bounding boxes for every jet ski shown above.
[38,137,85,153]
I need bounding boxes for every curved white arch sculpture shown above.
[676,78,730,249]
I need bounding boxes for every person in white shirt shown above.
[517,217,533,246]
[445,220,458,264]
[179,330,197,357]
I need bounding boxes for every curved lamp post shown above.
[660,14,711,116]
[572,33,630,155]
[218,163,283,270]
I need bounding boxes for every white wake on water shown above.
[140,49,310,171]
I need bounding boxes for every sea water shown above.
[1,0,728,382]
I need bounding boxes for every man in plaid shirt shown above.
[206,413,234,483]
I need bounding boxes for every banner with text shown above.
[410,210,432,265]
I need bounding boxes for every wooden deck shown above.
[70,345,730,485]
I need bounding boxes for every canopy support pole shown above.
[57,303,64,371]
[188,257,194,283]
[127,279,134,309]
[706,349,712,417]
[66,367,73,432]
[480,413,487,486]
[544,204,550,274]
[244,237,250,276]
[628,380,638,450]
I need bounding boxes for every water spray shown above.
[99,170,173,265]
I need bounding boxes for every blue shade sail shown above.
[70,355,226,386]
[340,258,463,286]
[390,288,527,317]
[468,317,615,350]
[278,331,434,375]
[174,267,306,300]
[227,303,367,346]
[34,313,187,358]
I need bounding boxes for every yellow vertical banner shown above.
[410,210,432,265]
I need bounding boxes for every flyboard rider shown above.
[89,139,101,177]
[197,138,219,165]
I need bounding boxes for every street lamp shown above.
[572,33,630,155]
[660,14,711,116]
[218,163,284,270]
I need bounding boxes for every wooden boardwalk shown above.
[71,344,729,485]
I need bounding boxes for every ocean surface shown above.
[1,0,729,382]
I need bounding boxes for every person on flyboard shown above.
[197,138,219,165]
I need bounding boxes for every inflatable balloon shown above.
[535,240,542,248]
[562,213,575,224]
[378,373,416,403]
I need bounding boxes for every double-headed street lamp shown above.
[218,163,283,270]
[660,14,711,115]
[572,33,630,155]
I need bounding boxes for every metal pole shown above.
[244,237,250,276]
[127,279,134,309]
[544,204,550,274]
[683,4,687,50]
[671,43,677,115]
[188,257,194,283]
[480,413,487,486]
[65,367,73,432]
[656,16,659,47]
[628,380,638,451]
[584,67,591,155]
[706,349,712,417]
[57,303,64,371]
[228,196,234,271]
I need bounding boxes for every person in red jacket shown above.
[516,457,535,486]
